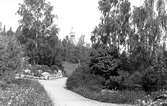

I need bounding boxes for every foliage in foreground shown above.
[135,90,167,106]
[66,65,146,104]
[0,79,53,106]
[67,64,167,105]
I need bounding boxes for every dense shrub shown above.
[50,65,59,73]
[66,64,105,92]
[67,65,146,104]
[141,66,167,92]
[128,45,152,73]
[88,44,167,93]
[105,76,124,90]
[89,45,137,90]
[119,51,131,72]
[89,44,121,79]
[53,58,64,71]
[123,71,143,90]
[0,35,23,81]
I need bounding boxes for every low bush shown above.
[31,65,50,71]
[66,64,105,91]
[123,71,143,91]
[141,66,167,92]
[136,90,167,105]
[66,64,146,104]
[69,80,146,104]
[50,65,58,72]
[105,75,124,90]
[0,79,53,106]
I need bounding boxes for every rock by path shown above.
[39,77,130,106]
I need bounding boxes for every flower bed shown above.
[0,79,53,106]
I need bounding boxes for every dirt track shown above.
[39,77,130,106]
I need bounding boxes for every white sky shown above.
[0,0,144,43]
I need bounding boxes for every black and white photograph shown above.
[0,0,167,105]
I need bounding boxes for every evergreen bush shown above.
[0,35,22,81]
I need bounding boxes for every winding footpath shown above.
[39,77,131,106]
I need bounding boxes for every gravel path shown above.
[39,77,130,106]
